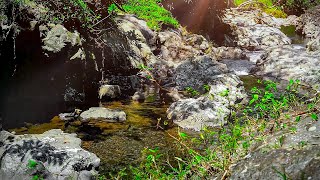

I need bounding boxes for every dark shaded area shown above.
[0,1,141,129]
[162,0,234,46]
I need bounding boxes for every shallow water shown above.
[10,99,199,174]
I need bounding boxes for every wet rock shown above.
[254,45,320,87]
[223,9,291,50]
[80,107,126,122]
[0,129,100,180]
[167,56,246,131]
[98,85,121,99]
[40,24,83,53]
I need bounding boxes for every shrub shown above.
[108,0,179,31]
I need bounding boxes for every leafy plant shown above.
[185,87,200,97]
[108,0,179,30]
[107,3,118,14]
[27,160,44,180]
[105,78,318,179]
[245,80,291,119]
[203,84,211,92]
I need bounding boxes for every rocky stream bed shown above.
[0,0,320,179]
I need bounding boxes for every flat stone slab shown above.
[80,107,126,122]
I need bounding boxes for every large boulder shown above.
[230,114,320,179]
[114,15,156,67]
[254,45,320,88]
[167,56,246,131]
[223,9,291,50]
[0,129,100,180]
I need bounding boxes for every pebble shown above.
[308,126,317,131]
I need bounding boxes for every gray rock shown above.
[98,85,121,99]
[230,146,320,180]
[245,50,266,63]
[223,9,291,50]
[254,45,320,87]
[40,24,82,53]
[297,6,320,51]
[0,129,100,180]
[114,15,156,67]
[220,59,255,76]
[230,114,320,179]
[167,56,246,131]
[214,46,246,60]
[80,107,126,122]
[132,91,145,102]
[59,112,76,121]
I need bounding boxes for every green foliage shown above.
[234,0,287,18]
[27,160,44,180]
[185,87,200,97]
[234,0,320,17]
[203,84,211,92]
[310,113,318,121]
[219,89,230,97]
[245,80,293,119]
[27,159,38,169]
[107,3,117,14]
[108,0,179,30]
[108,79,319,179]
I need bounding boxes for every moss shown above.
[280,25,296,37]
[234,0,287,18]
[264,7,287,18]
[11,116,65,135]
